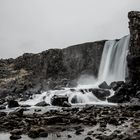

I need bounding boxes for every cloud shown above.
[0,0,140,58]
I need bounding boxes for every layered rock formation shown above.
[0,41,105,98]
[127,11,140,83]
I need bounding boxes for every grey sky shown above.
[0,0,140,58]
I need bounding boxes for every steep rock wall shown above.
[127,11,140,83]
[0,41,105,93]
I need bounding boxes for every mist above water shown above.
[77,74,97,89]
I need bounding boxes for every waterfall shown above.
[98,35,130,84]
[20,36,130,106]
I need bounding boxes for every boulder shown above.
[89,88,110,101]
[28,127,47,138]
[35,101,49,107]
[98,81,110,89]
[67,135,72,138]
[108,117,119,126]
[28,128,39,138]
[10,129,22,135]
[71,95,78,104]
[62,101,71,107]
[10,135,21,140]
[51,95,68,106]
[0,105,6,110]
[108,82,136,103]
[39,132,48,137]
[0,89,12,98]
[9,108,24,117]
[109,81,125,91]
[8,100,19,108]
[84,137,92,140]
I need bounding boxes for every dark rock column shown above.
[127,11,140,83]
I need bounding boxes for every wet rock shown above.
[0,89,11,98]
[89,88,110,101]
[108,117,119,126]
[129,97,140,105]
[56,133,61,137]
[127,104,140,111]
[51,95,68,106]
[75,130,82,135]
[8,100,19,108]
[10,129,22,135]
[100,121,107,128]
[10,134,22,140]
[71,95,78,104]
[107,84,132,103]
[0,105,6,110]
[75,126,84,135]
[39,132,48,137]
[67,134,72,138]
[28,128,39,138]
[28,127,47,138]
[34,109,41,112]
[0,111,7,117]
[84,137,92,140]
[44,116,63,125]
[20,104,31,107]
[35,101,49,107]
[87,130,94,135]
[9,108,24,117]
[62,101,71,107]
[98,81,110,89]
[110,81,125,91]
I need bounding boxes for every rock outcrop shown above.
[127,11,140,83]
[108,11,140,103]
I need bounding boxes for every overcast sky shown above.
[0,0,140,58]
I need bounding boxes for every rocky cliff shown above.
[0,41,105,98]
[127,11,140,83]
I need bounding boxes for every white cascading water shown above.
[20,35,130,106]
[98,35,130,84]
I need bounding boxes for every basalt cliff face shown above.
[127,11,140,83]
[0,41,105,98]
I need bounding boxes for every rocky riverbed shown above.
[0,103,140,140]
